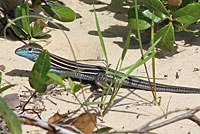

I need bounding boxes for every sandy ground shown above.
[0,0,200,133]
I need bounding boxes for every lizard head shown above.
[15,44,44,62]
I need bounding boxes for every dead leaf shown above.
[0,65,5,71]
[37,19,48,29]
[67,113,96,134]
[48,112,68,124]
[47,113,96,134]
[31,19,47,31]
[3,93,20,109]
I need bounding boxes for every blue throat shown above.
[16,52,39,62]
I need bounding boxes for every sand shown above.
[0,0,200,133]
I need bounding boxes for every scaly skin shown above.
[15,44,200,94]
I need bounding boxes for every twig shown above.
[45,96,57,105]
[18,115,81,134]
[1,106,197,134]
[110,106,200,133]
[20,91,37,114]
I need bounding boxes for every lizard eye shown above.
[28,48,32,51]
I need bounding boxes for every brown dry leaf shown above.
[31,19,47,31]
[3,93,20,109]
[0,65,5,71]
[48,112,68,124]
[47,113,96,134]
[37,19,48,29]
[68,113,96,134]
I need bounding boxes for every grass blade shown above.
[119,53,156,84]
[120,37,161,71]
[0,72,1,85]
[121,28,132,61]
[0,84,16,93]
[93,5,108,63]
[85,101,104,105]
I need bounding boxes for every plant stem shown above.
[134,0,156,102]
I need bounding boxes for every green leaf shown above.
[174,3,200,24]
[42,5,76,22]
[31,21,43,37]
[141,0,169,18]
[29,50,50,92]
[0,96,22,134]
[0,84,16,93]
[58,69,82,79]
[68,78,83,94]
[45,69,81,89]
[181,0,197,7]
[41,17,49,24]
[15,3,31,35]
[142,8,162,23]
[29,70,47,92]
[31,50,50,81]
[31,0,42,5]
[128,6,154,30]
[94,127,112,133]
[10,24,28,39]
[38,30,51,37]
[47,72,66,89]
[154,23,174,51]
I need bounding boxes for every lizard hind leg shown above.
[94,72,112,95]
